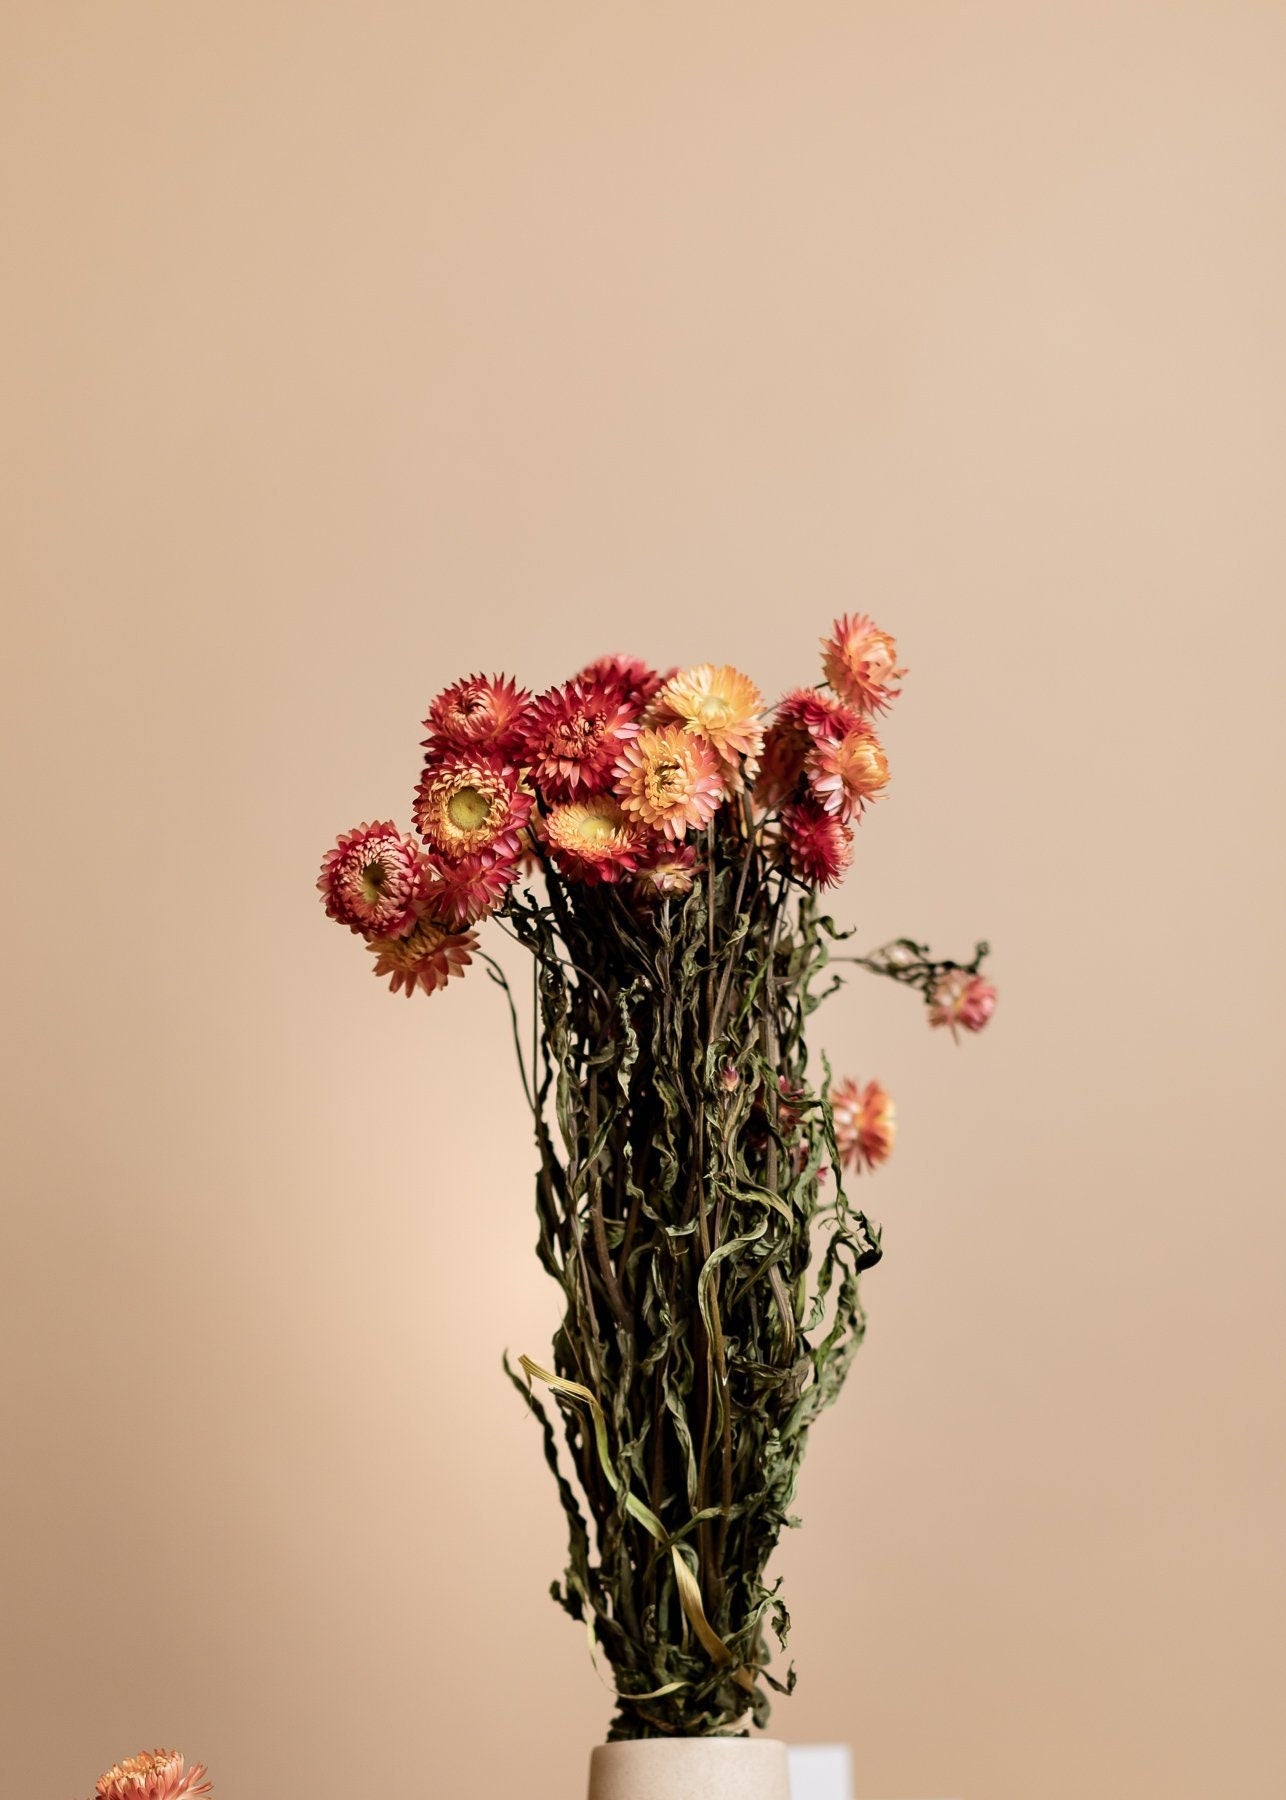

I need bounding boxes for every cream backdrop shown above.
[3,5,1284,1797]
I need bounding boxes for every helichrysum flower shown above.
[928,969,997,1036]
[781,795,853,887]
[633,840,699,898]
[650,663,765,786]
[413,753,532,862]
[369,916,477,997]
[575,654,667,708]
[821,613,905,715]
[425,848,520,927]
[756,688,863,811]
[523,678,641,800]
[811,724,890,818]
[831,1077,896,1173]
[95,1751,212,1800]
[317,821,428,938]
[614,724,724,840]
[542,795,644,884]
[422,672,531,758]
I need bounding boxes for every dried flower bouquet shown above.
[319,617,995,1738]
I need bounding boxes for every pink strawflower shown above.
[425,848,520,927]
[781,795,853,887]
[317,821,428,938]
[413,753,532,862]
[928,969,997,1036]
[614,725,724,841]
[542,795,645,885]
[523,678,641,800]
[831,1077,896,1173]
[369,916,477,997]
[775,686,863,744]
[575,654,668,708]
[821,613,905,715]
[633,840,699,898]
[810,723,890,819]
[421,672,531,757]
[95,1751,212,1800]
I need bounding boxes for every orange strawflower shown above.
[831,1077,896,1173]
[821,613,905,715]
[614,725,724,840]
[542,795,644,884]
[650,663,765,786]
[95,1751,212,1800]
[369,916,477,997]
[811,724,889,818]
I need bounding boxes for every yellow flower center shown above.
[360,860,387,903]
[448,785,493,830]
[647,757,684,804]
[697,695,732,725]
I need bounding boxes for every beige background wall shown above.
[3,5,1284,1796]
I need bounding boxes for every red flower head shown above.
[781,796,853,887]
[542,795,645,885]
[317,821,428,938]
[575,654,668,709]
[810,722,890,819]
[756,689,863,811]
[96,1751,212,1800]
[928,970,997,1037]
[422,672,531,758]
[523,678,641,800]
[424,848,520,927]
[821,613,906,715]
[369,916,477,997]
[413,753,532,862]
[831,1077,896,1173]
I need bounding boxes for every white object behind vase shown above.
[588,1738,790,1800]
[787,1742,960,1800]
[788,1743,853,1800]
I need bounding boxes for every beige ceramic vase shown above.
[587,1738,790,1800]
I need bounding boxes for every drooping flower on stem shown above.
[831,1077,896,1173]
[369,916,477,997]
[928,969,997,1036]
[317,821,428,938]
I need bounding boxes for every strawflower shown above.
[317,821,427,938]
[369,916,477,997]
[575,654,667,708]
[614,725,724,840]
[425,848,520,927]
[811,724,889,818]
[928,969,997,1036]
[650,663,765,784]
[831,1078,896,1172]
[95,1751,212,1800]
[633,840,699,898]
[781,796,853,887]
[542,795,644,885]
[413,753,532,862]
[524,678,641,800]
[821,613,905,715]
[422,672,531,757]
